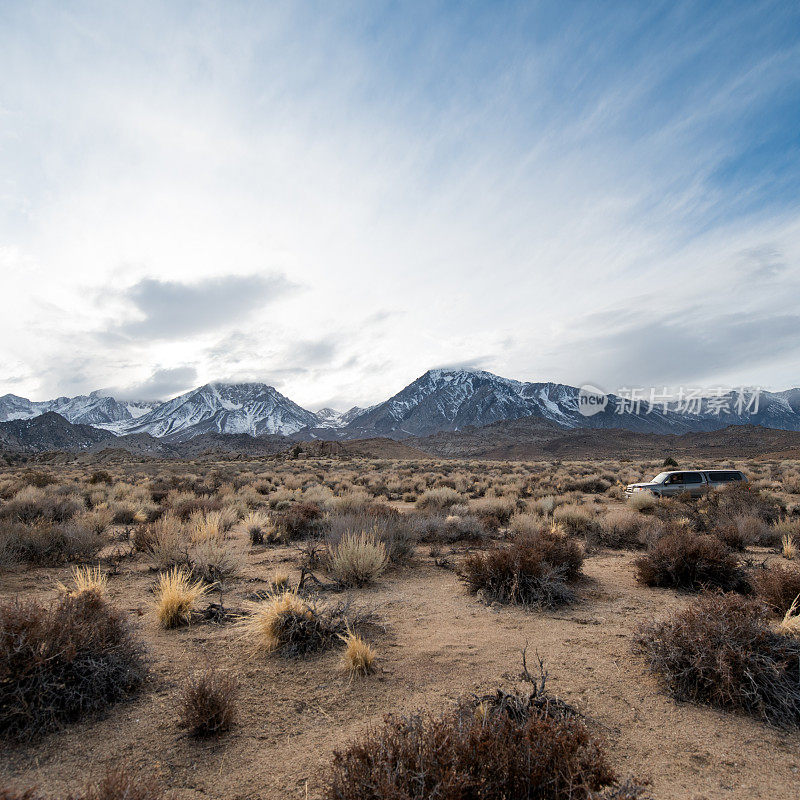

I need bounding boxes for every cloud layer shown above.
[0,2,798,406]
[114,274,294,340]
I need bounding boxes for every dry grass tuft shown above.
[782,532,797,560]
[153,567,209,629]
[243,590,317,654]
[58,565,107,597]
[779,595,800,638]
[340,630,376,676]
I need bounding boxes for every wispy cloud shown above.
[0,1,798,404]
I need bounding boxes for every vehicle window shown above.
[652,472,669,483]
[666,474,683,484]
[683,472,703,484]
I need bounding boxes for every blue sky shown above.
[1,1,799,408]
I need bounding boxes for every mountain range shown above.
[2,369,800,452]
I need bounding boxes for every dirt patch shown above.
[2,542,799,799]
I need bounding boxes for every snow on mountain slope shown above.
[3,375,800,444]
[340,369,800,439]
[123,382,320,441]
[0,390,154,428]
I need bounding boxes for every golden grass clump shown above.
[779,595,800,638]
[327,529,388,587]
[65,565,108,597]
[244,589,315,653]
[241,510,275,544]
[341,630,376,676]
[782,533,797,560]
[153,567,209,629]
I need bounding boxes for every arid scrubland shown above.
[1,455,800,798]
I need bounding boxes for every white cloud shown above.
[0,2,798,405]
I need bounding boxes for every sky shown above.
[1,0,799,411]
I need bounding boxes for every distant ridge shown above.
[3,369,800,444]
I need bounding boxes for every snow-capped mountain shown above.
[339,369,800,438]
[313,406,371,429]
[3,371,800,446]
[122,382,320,441]
[314,408,345,428]
[0,390,159,428]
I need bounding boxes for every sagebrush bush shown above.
[0,485,80,524]
[592,508,650,550]
[634,531,748,592]
[462,533,583,608]
[324,674,642,799]
[328,512,417,562]
[552,503,596,536]
[0,590,146,740]
[0,520,102,566]
[635,593,800,726]
[751,563,800,615]
[179,667,238,736]
[273,502,323,540]
[415,487,463,513]
[326,529,388,587]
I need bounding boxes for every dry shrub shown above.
[1,766,162,800]
[627,492,657,512]
[327,530,388,587]
[415,487,463,513]
[592,508,649,550]
[241,510,275,545]
[0,486,80,524]
[0,590,146,740]
[328,512,417,562]
[169,494,222,522]
[80,767,162,800]
[462,533,584,608]
[633,531,748,592]
[564,476,612,494]
[341,631,376,676]
[469,496,517,526]
[188,536,246,583]
[751,563,800,615]
[0,520,102,566]
[509,512,546,537]
[244,591,365,657]
[273,502,324,541]
[153,567,208,629]
[137,513,187,568]
[552,503,596,536]
[179,667,238,736]
[704,482,782,526]
[635,593,800,727]
[324,664,642,800]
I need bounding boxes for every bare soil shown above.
[2,543,799,799]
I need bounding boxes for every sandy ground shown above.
[2,543,799,800]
